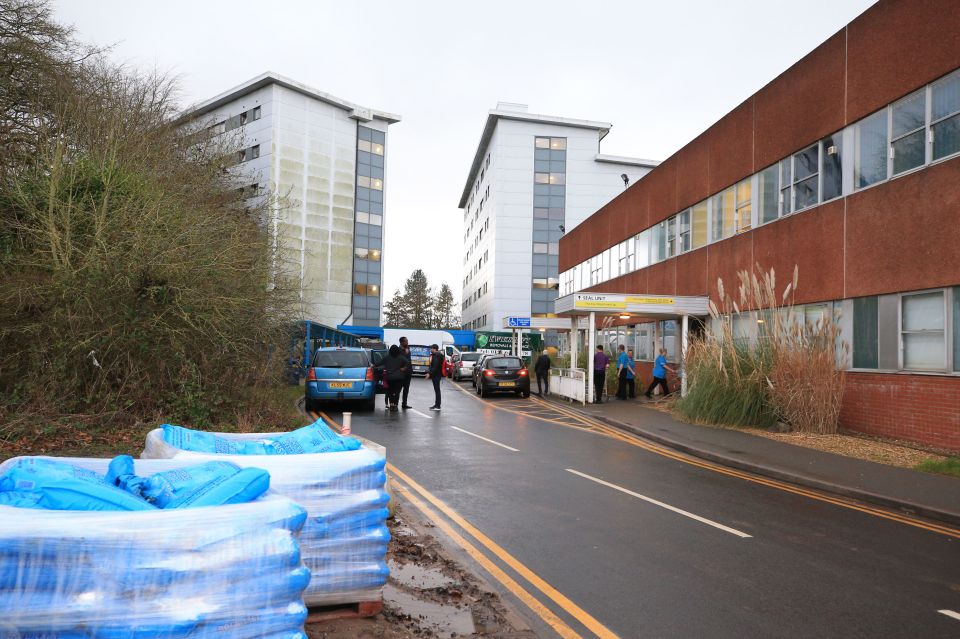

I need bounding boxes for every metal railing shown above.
[548,367,586,405]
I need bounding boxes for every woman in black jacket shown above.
[382,345,409,412]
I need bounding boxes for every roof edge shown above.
[177,71,401,124]
[594,153,661,169]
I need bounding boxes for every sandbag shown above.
[262,420,362,454]
[160,424,271,455]
[0,458,156,512]
[140,462,269,509]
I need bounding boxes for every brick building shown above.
[556,0,960,451]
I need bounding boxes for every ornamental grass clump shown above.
[677,265,848,433]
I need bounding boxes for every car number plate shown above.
[329,382,352,388]
[499,381,516,387]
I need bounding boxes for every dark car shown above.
[471,353,492,388]
[366,348,388,396]
[475,356,530,398]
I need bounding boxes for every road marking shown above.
[566,469,752,539]
[450,426,519,452]
[534,400,960,540]
[386,464,620,639]
[409,408,433,419]
[939,610,960,621]
[390,479,586,639]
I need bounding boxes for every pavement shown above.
[540,393,960,526]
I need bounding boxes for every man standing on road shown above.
[399,336,413,410]
[593,345,609,404]
[626,348,637,398]
[534,351,551,396]
[615,345,632,400]
[426,344,444,411]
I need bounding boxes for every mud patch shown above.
[305,505,538,638]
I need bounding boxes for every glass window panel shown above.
[666,217,676,257]
[853,296,879,369]
[779,158,792,187]
[794,145,818,181]
[370,189,383,203]
[356,212,369,224]
[933,114,960,161]
[736,203,752,233]
[712,188,735,241]
[651,222,665,262]
[535,137,550,148]
[902,292,944,371]
[892,90,925,138]
[794,176,818,210]
[549,195,565,208]
[549,173,565,185]
[534,148,550,161]
[822,134,843,201]
[370,177,383,190]
[691,202,708,248]
[368,248,381,261]
[550,138,567,150]
[903,292,944,331]
[635,230,650,269]
[892,129,925,175]
[371,153,384,168]
[534,173,549,184]
[933,73,960,120]
[370,129,386,144]
[550,150,566,161]
[533,243,547,253]
[358,127,372,141]
[548,207,565,220]
[357,175,370,188]
[903,333,944,370]
[534,159,550,172]
[550,160,566,172]
[735,179,752,232]
[534,207,549,218]
[358,139,371,152]
[758,165,779,224]
[678,210,691,252]
[369,214,382,226]
[370,143,384,156]
[856,110,888,188]
[534,184,551,196]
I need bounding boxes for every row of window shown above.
[465,152,491,217]
[354,247,381,261]
[209,106,261,136]
[534,137,566,317]
[464,314,488,330]
[354,283,380,296]
[561,68,960,296]
[236,144,260,164]
[356,212,382,226]
[357,175,383,191]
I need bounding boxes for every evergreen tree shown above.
[432,283,456,329]
[382,289,409,327]
[402,269,433,329]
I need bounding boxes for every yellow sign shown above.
[574,300,627,309]
[626,296,675,305]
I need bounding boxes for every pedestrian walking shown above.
[399,336,413,409]
[534,351,551,396]
[645,347,675,399]
[626,348,636,398]
[426,343,444,411]
[382,345,409,412]
[615,345,631,400]
[593,345,609,404]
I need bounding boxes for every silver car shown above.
[453,352,483,382]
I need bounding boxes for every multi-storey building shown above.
[458,103,657,332]
[183,72,399,327]
[558,0,960,451]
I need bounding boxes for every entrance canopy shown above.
[552,292,711,402]
[554,292,710,320]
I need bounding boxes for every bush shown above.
[677,266,847,433]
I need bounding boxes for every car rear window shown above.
[313,350,368,368]
[461,353,481,362]
[487,357,522,368]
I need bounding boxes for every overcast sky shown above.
[53,0,876,306]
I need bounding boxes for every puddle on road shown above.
[388,559,456,590]
[383,583,476,638]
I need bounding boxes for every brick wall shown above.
[840,372,960,452]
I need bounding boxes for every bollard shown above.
[341,412,352,435]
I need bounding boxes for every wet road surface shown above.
[312,377,960,639]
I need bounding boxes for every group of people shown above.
[380,337,445,412]
[592,344,675,404]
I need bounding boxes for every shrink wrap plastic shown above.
[0,457,309,639]
[142,426,389,606]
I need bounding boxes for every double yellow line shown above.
[525,397,960,540]
[312,409,619,638]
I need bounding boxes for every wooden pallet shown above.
[305,599,383,623]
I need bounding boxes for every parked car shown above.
[471,353,492,388]
[475,355,531,398]
[365,347,388,396]
[304,347,376,412]
[453,352,482,382]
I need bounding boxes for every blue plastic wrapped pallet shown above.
[0,456,310,639]
[142,420,390,607]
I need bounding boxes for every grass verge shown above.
[914,457,960,478]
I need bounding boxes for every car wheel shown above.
[304,397,316,414]
[522,390,530,398]
[363,396,376,412]
[477,382,483,397]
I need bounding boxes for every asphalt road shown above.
[316,377,960,639]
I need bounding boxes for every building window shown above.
[855,109,888,189]
[891,89,926,176]
[758,165,779,224]
[779,158,792,215]
[354,283,380,296]
[690,201,708,249]
[932,72,960,161]
[665,216,677,258]
[901,291,945,371]
[792,144,819,211]
[853,296,879,369]
[711,187,735,241]
[822,133,843,201]
[735,179,752,232]
[237,144,259,163]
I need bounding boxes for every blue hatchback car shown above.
[305,347,376,412]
